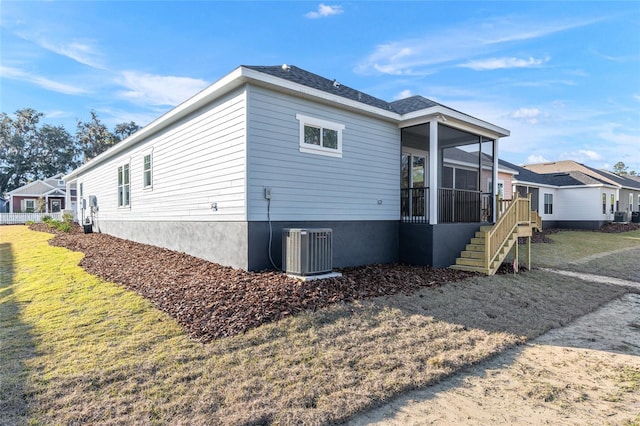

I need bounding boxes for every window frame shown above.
[296,113,345,158]
[24,199,36,213]
[118,163,131,208]
[544,193,553,215]
[610,194,615,214]
[143,153,153,189]
[602,193,606,214]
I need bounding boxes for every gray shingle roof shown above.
[243,65,441,114]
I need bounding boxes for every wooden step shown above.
[455,257,485,268]
[470,237,485,245]
[475,231,488,238]
[466,243,485,252]
[450,264,489,274]
[461,250,485,259]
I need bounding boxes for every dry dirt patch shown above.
[349,293,640,425]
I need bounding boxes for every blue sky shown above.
[2,1,639,172]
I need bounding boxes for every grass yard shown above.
[1,226,639,425]
[531,228,640,268]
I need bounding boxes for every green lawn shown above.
[1,226,638,425]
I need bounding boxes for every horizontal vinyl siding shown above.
[554,187,601,221]
[246,85,400,221]
[76,88,247,222]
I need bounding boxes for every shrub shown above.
[62,212,74,223]
[42,215,53,223]
[56,222,72,233]
[25,220,35,225]
[47,220,61,229]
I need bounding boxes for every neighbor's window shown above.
[143,154,152,188]
[602,193,606,214]
[25,199,36,213]
[544,193,553,215]
[630,194,634,212]
[296,113,344,158]
[118,163,130,207]
[610,194,615,214]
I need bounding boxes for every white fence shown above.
[0,212,64,225]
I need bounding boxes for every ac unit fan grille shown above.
[283,228,332,276]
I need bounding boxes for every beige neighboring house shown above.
[7,173,77,215]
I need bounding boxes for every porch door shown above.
[51,200,62,213]
[401,151,427,218]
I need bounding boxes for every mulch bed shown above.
[28,221,638,342]
[31,223,474,343]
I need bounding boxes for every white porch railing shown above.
[0,212,64,225]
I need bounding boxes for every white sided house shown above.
[518,160,640,228]
[501,160,638,229]
[64,65,510,271]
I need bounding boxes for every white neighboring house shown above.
[501,160,640,229]
[64,64,510,271]
[7,173,77,216]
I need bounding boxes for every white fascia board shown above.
[400,106,510,139]
[65,67,249,180]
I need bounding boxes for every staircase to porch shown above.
[450,194,542,275]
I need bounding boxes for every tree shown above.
[76,111,117,162]
[114,121,141,141]
[613,161,628,176]
[0,108,79,194]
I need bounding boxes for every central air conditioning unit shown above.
[283,228,333,276]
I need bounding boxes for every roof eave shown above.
[400,106,510,139]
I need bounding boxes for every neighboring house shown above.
[0,197,9,213]
[501,160,640,229]
[64,64,510,271]
[522,160,640,225]
[7,174,77,214]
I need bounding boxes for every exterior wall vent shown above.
[283,228,333,276]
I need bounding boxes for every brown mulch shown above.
[31,223,474,343]
[28,220,638,342]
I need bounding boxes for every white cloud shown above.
[460,56,549,71]
[356,16,599,75]
[116,71,209,106]
[14,30,105,69]
[526,155,549,164]
[0,65,89,95]
[577,150,603,161]
[634,94,640,101]
[510,107,546,124]
[305,4,343,19]
[393,89,414,100]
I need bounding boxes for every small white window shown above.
[143,153,152,189]
[544,193,553,215]
[24,199,36,213]
[296,113,345,158]
[118,163,130,207]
